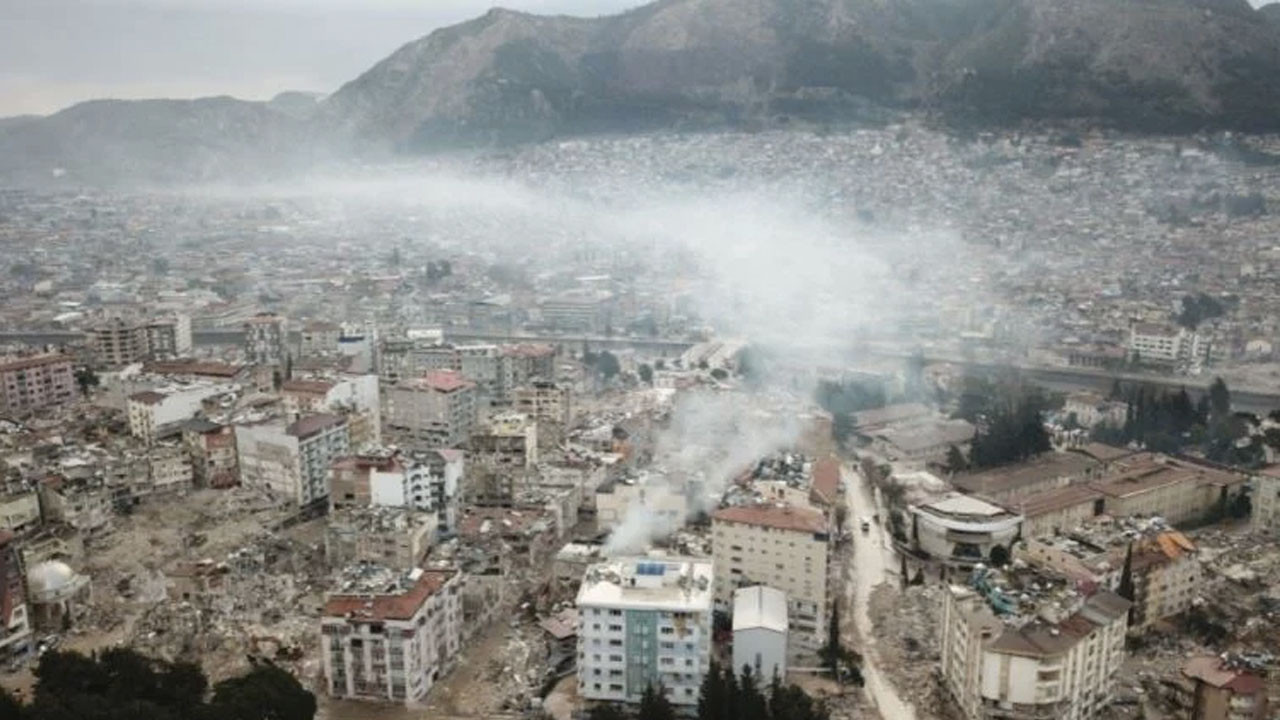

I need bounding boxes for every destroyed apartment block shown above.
[320,564,462,706]
[940,564,1131,720]
[324,506,437,570]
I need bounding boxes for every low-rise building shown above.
[1181,656,1270,720]
[0,531,32,660]
[0,354,76,415]
[331,451,463,538]
[182,419,239,489]
[596,472,689,533]
[954,453,1102,504]
[325,508,436,570]
[940,567,1130,720]
[1251,467,1280,532]
[1090,454,1246,526]
[127,383,230,444]
[1014,484,1104,539]
[321,565,462,706]
[871,419,976,464]
[732,585,787,682]
[575,558,712,706]
[1019,520,1201,630]
[37,476,113,538]
[711,504,828,655]
[908,494,1023,569]
[0,491,41,536]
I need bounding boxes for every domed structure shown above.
[27,561,75,601]
[25,559,90,630]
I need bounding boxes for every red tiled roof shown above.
[0,354,73,373]
[810,458,840,506]
[322,568,456,622]
[713,504,827,534]
[407,370,474,393]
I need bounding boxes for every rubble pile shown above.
[868,582,944,717]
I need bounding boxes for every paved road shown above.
[841,462,917,720]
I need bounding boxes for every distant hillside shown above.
[4,0,1280,184]
[321,0,1280,150]
[0,97,306,185]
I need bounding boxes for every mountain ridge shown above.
[4,0,1280,184]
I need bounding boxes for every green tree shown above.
[638,363,654,385]
[1117,543,1135,623]
[945,444,967,474]
[736,668,767,720]
[697,664,730,720]
[597,352,621,382]
[834,504,848,536]
[208,663,316,720]
[824,603,842,678]
[710,368,729,381]
[75,367,100,398]
[588,704,630,720]
[1208,378,1231,419]
[637,684,675,720]
[0,688,23,720]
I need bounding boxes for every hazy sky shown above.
[1,0,641,117]
[3,0,1275,118]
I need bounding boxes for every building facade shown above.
[0,354,76,415]
[941,579,1130,720]
[711,504,828,654]
[235,413,350,507]
[321,566,462,706]
[576,558,712,706]
[909,494,1023,569]
[243,313,288,366]
[0,531,32,661]
[732,585,788,682]
[385,371,477,449]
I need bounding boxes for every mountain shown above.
[0,96,306,185]
[322,0,1280,150]
[4,0,1280,184]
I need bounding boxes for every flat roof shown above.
[921,493,1014,519]
[732,585,787,633]
[576,558,713,612]
[323,567,456,622]
[286,412,345,439]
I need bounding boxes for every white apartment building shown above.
[732,585,788,682]
[1127,323,1209,366]
[940,575,1131,720]
[711,504,829,655]
[236,413,350,507]
[385,370,477,449]
[243,313,288,366]
[321,566,462,706]
[331,450,464,538]
[282,374,382,448]
[576,558,713,707]
[1252,469,1280,532]
[126,383,232,444]
[148,443,195,497]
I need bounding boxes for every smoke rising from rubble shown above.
[603,392,804,555]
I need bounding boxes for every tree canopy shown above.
[5,649,315,720]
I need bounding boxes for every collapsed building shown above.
[940,565,1131,720]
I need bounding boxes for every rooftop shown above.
[1182,656,1266,695]
[0,354,72,373]
[143,361,245,378]
[1014,484,1104,518]
[732,585,788,634]
[128,390,167,405]
[917,493,1020,524]
[281,379,335,395]
[576,557,713,612]
[322,564,457,622]
[875,419,975,453]
[286,412,345,439]
[712,503,827,535]
[809,458,840,507]
[403,370,475,393]
[954,452,1099,497]
[851,403,931,430]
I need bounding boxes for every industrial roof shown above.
[732,585,788,634]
